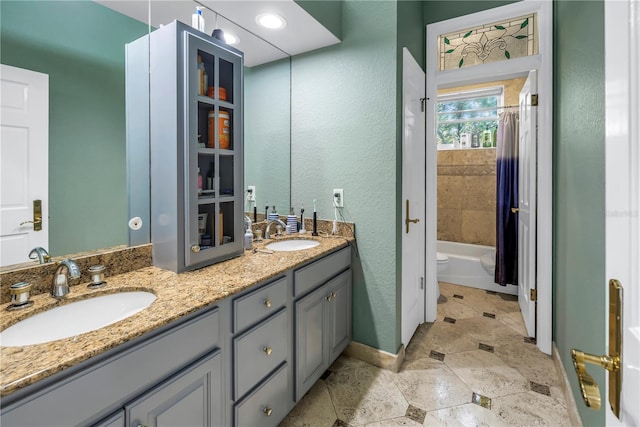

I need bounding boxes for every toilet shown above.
[480,251,495,276]
[436,252,449,276]
[435,252,448,300]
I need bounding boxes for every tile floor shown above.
[280,282,573,426]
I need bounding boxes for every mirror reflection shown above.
[0,0,292,270]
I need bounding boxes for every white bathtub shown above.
[437,240,517,295]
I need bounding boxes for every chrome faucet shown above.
[52,259,80,298]
[264,218,286,239]
[29,247,51,264]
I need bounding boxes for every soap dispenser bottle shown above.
[243,216,253,250]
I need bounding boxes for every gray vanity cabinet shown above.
[295,248,352,401]
[144,20,244,273]
[1,306,222,427]
[126,350,223,427]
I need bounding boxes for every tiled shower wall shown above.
[437,149,496,246]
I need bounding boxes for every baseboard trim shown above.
[343,341,405,373]
[553,342,583,427]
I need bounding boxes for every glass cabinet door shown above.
[184,33,243,268]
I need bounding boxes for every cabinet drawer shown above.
[234,309,288,400]
[233,276,287,332]
[294,246,351,296]
[234,362,289,427]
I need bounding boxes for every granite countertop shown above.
[0,235,352,397]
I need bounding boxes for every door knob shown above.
[405,200,420,234]
[511,207,519,213]
[570,279,622,418]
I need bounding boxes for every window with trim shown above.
[436,87,503,150]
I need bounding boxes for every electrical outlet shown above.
[333,189,344,208]
[247,186,256,202]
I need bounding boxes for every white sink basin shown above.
[265,239,320,252]
[0,291,156,347]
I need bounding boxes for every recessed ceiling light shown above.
[224,33,238,45]
[256,13,287,30]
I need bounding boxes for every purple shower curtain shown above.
[495,110,519,286]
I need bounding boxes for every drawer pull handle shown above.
[263,346,273,356]
[264,299,272,308]
[326,292,337,302]
[191,245,200,253]
[263,407,273,417]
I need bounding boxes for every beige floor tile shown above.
[453,291,520,316]
[494,340,560,386]
[492,391,572,426]
[422,403,508,427]
[436,297,481,322]
[326,357,408,425]
[452,316,524,347]
[444,350,529,398]
[391,363,473,412]
[365,417,423,427]
[414,321,479,355]
[495,310,528,336]
[279,380,337,427]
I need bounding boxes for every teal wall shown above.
[291,0,400,353]
[553,1,606,426]
[1,1,148,256]
[244,59,291,213]
[423,0,518,24]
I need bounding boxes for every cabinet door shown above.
[126,349,222,427]
[327,270,352,361]
[295,284,328,401]
[184,30,244,270]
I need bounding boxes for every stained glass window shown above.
[438,14,537,71]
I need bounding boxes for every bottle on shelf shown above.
[191,7,205,32]
[197,55,205,96]
[197,168,203,194]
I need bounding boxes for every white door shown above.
[401,48,426,346]
[0,65,49,266]
[517,70,537,337]
[605,0,639,424]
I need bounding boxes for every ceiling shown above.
[95,0,341,67]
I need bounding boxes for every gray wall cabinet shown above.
[1,246,352,427]
[142,21,244,272]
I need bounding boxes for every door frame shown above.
[425,0,553,354]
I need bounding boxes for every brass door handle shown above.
[405,200,420,234]
[20,200,43,231]
[511,207,519,213]
[571,279,622,418]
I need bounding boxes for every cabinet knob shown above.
[191,245,201,253]
[326,292,336,302]
[263,299,272,308]
[263,407,273,417]
[263,346,273,356]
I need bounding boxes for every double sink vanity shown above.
[0,235,353,426]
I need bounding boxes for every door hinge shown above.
[530,289,537,301]
[531,94,539,106]
[420,277,424,290]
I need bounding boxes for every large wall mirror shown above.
[0,0,291,270]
